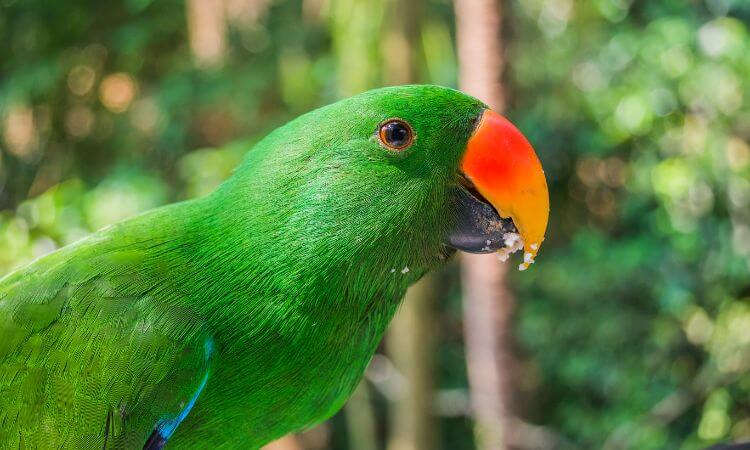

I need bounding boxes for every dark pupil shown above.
[384,122,409,147]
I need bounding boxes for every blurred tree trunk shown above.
[345,383,378,450]
[187,0,269,68]
[186,0,227,68]
[262,435,304,450]
[386,273,438,450]
[381,2,439,450]
[454,0,505,111]
[454,1,514,450]
[381,0,421,86]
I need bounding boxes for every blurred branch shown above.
[506,417,577,450]
[603,389,695,450]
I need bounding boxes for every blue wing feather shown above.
[143,339,213,449]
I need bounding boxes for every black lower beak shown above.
[445,184,518,254]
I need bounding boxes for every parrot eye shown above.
[378,119,414,151]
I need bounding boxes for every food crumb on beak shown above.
[518,251,536,271]
[496,232,524,263]
[495,232,539,271]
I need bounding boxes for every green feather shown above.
[0,85,485,448]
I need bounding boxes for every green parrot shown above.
[0,85,549,449]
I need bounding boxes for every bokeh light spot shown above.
[99,73,138,113]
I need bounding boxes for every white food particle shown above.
[518,251,537,271]
[495,232,533,271]
[503,232,522,248]
[390,268,396,273]
[401,266,410,274]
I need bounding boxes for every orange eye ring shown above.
[378,119,414,151]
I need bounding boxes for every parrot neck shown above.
[172,193,428,353]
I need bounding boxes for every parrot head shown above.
[223,85,548,279]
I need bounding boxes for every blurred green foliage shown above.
[510,1,750,448]
[2,0,750,449]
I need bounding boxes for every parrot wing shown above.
[0,235,213,448]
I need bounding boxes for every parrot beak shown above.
[446,109,549,269]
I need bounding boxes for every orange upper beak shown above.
[461,109,550,268]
